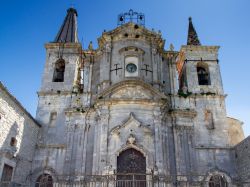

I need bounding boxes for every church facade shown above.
[1,8,250,187]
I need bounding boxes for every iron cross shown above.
[110,64,122,75]
[141,64,152,76]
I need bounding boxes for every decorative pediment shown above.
[110,112,152,135]
[98,80,167,101]
[98,22,165,50]
[111,86,152,99]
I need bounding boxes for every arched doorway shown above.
[35,174,53,187]
[117,148,146,187]
[208,175,228,187]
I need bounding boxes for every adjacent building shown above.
[0,82,40,186]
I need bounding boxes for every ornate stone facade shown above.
[32,8,248,187]
[1,8,249,187]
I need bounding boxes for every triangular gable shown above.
[110,112,152,135]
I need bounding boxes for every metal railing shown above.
[2,174,250,187]
[0,181,26,187]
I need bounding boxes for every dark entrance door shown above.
[117,148,146,187]
[35,174,53,187]
[1,164,13,187]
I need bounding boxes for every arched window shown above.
[35,174,53,187]
[209,175,228,187]
[10,137,17,147]
[53,59,65,82]
[197,64,210,85]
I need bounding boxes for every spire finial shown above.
[88,41,93,50]
[187,17,201,46]
[54,8,79,43]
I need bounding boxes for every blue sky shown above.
[0,0,249,136]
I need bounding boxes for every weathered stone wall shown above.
[0,82,40,184]
[32,22,246,187]
[227,117,245,146]
[180,45,223,95]
[40,43,81,92]
[235,136,250,184]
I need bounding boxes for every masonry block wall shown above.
[235,136,250,185]
[0,82,40,185]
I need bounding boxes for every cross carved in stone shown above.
[110,64,122,75]
[141,64,152,76]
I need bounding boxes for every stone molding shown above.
[36,144,66,149]
[97,79,167,100]
[180,45,220,52]
[45,43,82,49]
[110,112,152,135]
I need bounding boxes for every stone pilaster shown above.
[92,106,110,174]
[153,109,164,174]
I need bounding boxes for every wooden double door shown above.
[117,148,146,187]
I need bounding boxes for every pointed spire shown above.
[187,17,201,46]
[54,8,78,43]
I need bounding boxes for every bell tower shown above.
[40,8,82,93]
[176,18,230,147]
[37,8,82,127]
[178,17,223,95]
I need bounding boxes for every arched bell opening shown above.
[53,59,65,82]
[197,62,210,85]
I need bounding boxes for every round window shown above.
[126,63,137,73]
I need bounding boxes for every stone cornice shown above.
[169,94,226,99]
[95,98,166,107]
[37,91,92,97]
[37,91,73,96]
[195,146,233,150]
[36,144,66,149]
[180,45,220,53]
[162,51,179,59]
[45,43,82,49]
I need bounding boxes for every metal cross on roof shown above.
[117,9,145,26]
